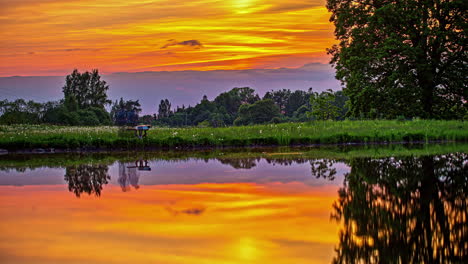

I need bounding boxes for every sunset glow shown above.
[0,0,334,76]
[0,182,340,263]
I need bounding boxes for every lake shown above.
[0,144,467,263]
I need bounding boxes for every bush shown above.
[77,110,100,126]
[0,111,40,125]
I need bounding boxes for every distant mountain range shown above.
[0,63,340,114]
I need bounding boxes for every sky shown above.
[0,0,334,76]
[0,0,339,110]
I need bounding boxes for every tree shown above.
[62,69,111,109]
[285,90,310,117]
[110,97,141,126]
[111,98,142,126]
[0,99,42,124]
[234,99,281,125]
[327,0,467,119]
[157,99,173,119]
[214,87,260,124]
[332,90,349,120]
[263,89,291,114]
[308,89,341,120]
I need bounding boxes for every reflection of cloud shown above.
[50,48,102,52]
[161,40,203,49]
[166,206,206,216]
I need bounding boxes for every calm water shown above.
[0,147,467,263]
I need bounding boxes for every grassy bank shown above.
[0,120,467,151]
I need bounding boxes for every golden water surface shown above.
[0,182,340,263]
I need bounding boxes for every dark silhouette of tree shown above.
[264,89,291,114]
[214,87,260,124]
[234,99,281,125]
[111,98,142,126]
[332,153,468,263]
[158,99,173,119]
[62,69,111,109]
[327,0,467,119]
[64,164,111,197]
[285,90,311,117]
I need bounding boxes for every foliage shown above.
[63,69,111,109]
[327,0,467,119]
[154,87,318,127]
[234,99,281,125]
[110,98,141,126]
[308,89,341,120]
[157,99,172,119]
[214,87,260,123]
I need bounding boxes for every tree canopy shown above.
[327,0,467,119]
[63,69,111,109]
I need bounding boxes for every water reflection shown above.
[332,153,468,263]
[64,164,110,197]
[310,159,337,181]
[118,160,151,191]
[1,149,467,263]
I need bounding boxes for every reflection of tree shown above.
[332,153,468,263]
[310,159,337,180]
[217,157,310,169]
[218,158,259,169]
[64,164,110,197]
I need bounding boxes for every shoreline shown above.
[0,139,463,155]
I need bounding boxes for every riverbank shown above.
[0,120,467,151]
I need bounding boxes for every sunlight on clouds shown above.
[0,0,334,76]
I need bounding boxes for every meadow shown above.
[0,120,467,151]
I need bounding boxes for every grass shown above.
[0,120,467,151]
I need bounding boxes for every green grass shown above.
[0,120,467,151]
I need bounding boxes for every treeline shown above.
[0,69,349,127]
[0,69,112,126]
[151,87,348,127]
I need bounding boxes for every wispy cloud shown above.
[161,39,204,49]
[0,0,334,76]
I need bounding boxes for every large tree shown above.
[327,0,467,119]
[62,69,111,109]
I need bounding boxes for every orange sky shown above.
[0,0,335,76]
[0,182,341,263]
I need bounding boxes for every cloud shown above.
[161,39,204,49]
[165,206,206,216]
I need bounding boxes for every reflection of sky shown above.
[0,158,343,263]
[0,158,349,187]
